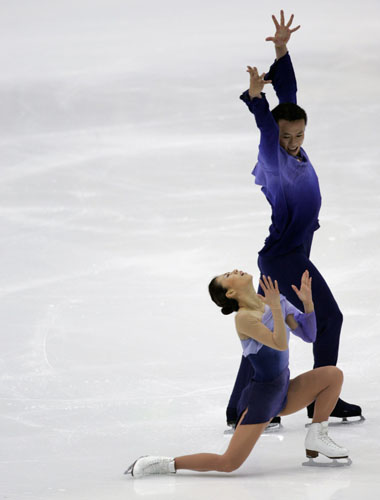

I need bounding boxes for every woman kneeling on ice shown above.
[126,270,351,477]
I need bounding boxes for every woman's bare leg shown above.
[279,366,343,422]
[175,367,342,472]
[175,410,269,473]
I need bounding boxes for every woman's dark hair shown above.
[271,102,308,125]
[208,277,239,316]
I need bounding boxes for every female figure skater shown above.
[226,11,362,428]
[126,269,350,477]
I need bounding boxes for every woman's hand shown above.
[291,270,313,311]
[247,66,272,99]
[258,275,281,309]
[265,10,300,48]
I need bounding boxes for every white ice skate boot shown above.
[125,456,176,478]
[303,421,351,467]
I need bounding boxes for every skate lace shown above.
[148,459,162,471]
[147,458,168,473]
[319,428,342,449]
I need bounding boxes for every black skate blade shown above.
[338,415,366,425]
[264,421,283,433]
[224,427,235,435]
[305,415,365,428]
[302,457,352,468]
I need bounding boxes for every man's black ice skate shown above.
[307,398,365,426]
[224,407,238,434]
[224,415,282,434]
[265,416,282,431]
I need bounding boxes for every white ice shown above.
[1,0,380,498]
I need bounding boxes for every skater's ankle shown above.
[311,412,330,423]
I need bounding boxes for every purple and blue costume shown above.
[228,53,344,424]
[238,295,316,425]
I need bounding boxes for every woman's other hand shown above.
[258,275,281,309]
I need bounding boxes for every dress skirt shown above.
[237,367,290,425]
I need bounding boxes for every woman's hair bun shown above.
[221,302,238,315]
[221,305,232,315]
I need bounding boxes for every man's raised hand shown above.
[265,10,300,48]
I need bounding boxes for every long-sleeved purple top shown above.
[240,53,322,257]
[240,295,316,382]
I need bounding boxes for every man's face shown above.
[278,119,306,157]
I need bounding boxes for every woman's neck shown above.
[238,292,265,313]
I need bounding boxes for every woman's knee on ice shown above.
[218,454,244,473]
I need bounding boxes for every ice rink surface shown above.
[1,0,380,498]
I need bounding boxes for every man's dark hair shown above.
[271,103,307,125]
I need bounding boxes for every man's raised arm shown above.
[240,67,279,169]
[264,10,300,104]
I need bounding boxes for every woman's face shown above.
[278,119,306,157]
[217,269,252,292]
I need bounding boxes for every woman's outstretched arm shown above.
[236,275,288,351]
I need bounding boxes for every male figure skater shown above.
[226,11,363,428]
